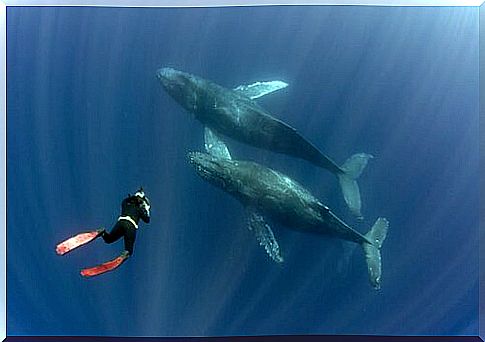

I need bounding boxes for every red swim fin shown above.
[80,252,129,278]
[56,229,104,255]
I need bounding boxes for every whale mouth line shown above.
[156,67,182,82]
[188,152,228,188]
[187,152,211,177]
[156,67,178,88]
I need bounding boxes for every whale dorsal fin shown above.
[234,81,288,100]
[247,209,283,263]
[204,127,232,160]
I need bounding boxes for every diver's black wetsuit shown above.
[102,195,150,255]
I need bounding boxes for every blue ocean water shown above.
[7,5,479,337]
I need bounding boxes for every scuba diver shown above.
[56,188,151,277]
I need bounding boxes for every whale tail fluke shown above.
[362,217,389,290]
[337,153,373,219]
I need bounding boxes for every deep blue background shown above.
[7,6,479,337]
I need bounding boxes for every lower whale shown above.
[188,133,389,289]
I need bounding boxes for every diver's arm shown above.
[141,214,150,224]
[139,198,151,223]
[140,205,150,223]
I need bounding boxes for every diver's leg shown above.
[123,225,137,256]
[102,221,125,244]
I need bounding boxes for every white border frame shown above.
[1,1,6,341]
[2,2,482,341]
[3,0,485,6]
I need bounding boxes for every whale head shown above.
[187,151,234,191]
[156,67,201,111]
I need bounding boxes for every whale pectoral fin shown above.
[247,210,283,263]
[204,127,232,160]
[234,81,288,100]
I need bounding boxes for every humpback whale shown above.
[187,131,389,289]
[157,67,372,219]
